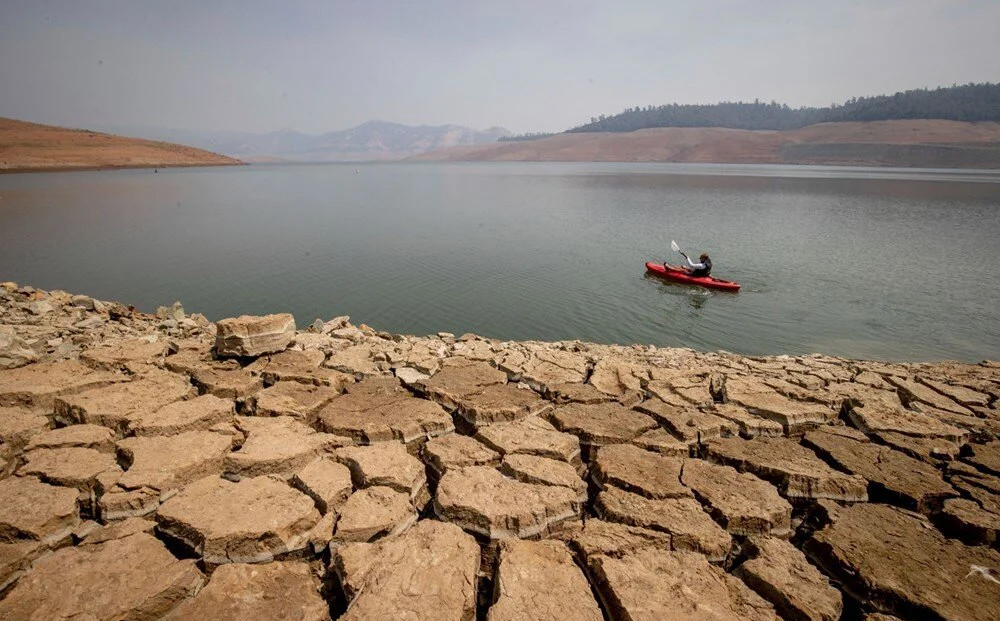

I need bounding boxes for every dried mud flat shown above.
[1,281,999,620]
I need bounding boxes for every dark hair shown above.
[700,253,709,261]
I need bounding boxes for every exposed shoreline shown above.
[1,281,998,619]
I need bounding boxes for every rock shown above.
[630,427,690,455]
[52,372,193,434]
[107,431,232,517]
[69,294,96,310]
[226,416,350,480]
[937,497,1000,546]
[244,381,343,424]
[0,533,203,620]
[888,376,976,416]
[0,476,79,545]
[76,517,156,546]
[215,313,295,357]
[873,431,961,462]
[802,427,956,513]
[707,403,786,438]
[332,486,417,544]
[290,458,353,514]
[635,398,737,444]
[474,415,583,469]
[704,437,868,502]
[24,424,115,453]
[129,393,235,436]
[806,503,1000,621]
[966,441,1000,477]
[414,359,507,410]
[422,433,500,479]
[258,349,349,387]
[587,359,647,405]
[487,539,603,621]
[567,518,672,560]
[394,366,429,385]
[500,454,587,500]
[0,326,38,369]
[917,376,992,408]
[548,382,616,404]
[191,367,263,399]
[591,444,691,499]
[335,443,429,508]
[587,549,779,620]
[845,400,967,443]
[435,466,582,539]
[0,360,125,409]
[549,402,658,458]
[725,379,836,433]
[503,348,589,393]
[156,475,320,565]
[26,300,53,316]
[594,486,732,562]
[451,384,553,428]
[735,536,843,621]
[162,561,330,621]
[17,447,121,515]
[80,337,169,371]
[0,540,44,595]
[317,378,454,447]
[331,520,479,621]
[681,459,792,536]
[324,344,380,375]
[0,406,49,454]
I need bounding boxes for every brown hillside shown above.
[413,120,1000,168]
[0,117,242,172]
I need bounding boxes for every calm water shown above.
[1,162,999,362]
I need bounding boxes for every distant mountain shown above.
[96,121,511,162]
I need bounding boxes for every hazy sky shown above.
[1,0,998,135]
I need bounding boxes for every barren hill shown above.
[413,120,1000,168]
[0,117,242,172]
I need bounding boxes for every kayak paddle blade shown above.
[670,240,680,253]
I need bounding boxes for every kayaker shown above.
[680,253,712,277]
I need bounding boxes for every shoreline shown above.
[0,160,247,175]
[1,281,998,619]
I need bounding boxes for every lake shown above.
[1,162,998,362]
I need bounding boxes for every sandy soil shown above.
[0,117,242,172]
[413,120,1000,168]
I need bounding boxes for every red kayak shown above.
[645,262,741,292]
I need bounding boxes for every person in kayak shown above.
[679,253,712,277]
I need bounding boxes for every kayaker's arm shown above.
[684,256,706,270]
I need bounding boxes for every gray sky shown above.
[1,0,998,135]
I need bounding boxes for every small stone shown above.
[26,300,53,315]
[77,517,156,546]
[0,326,39,369]
[435,466,582,539]
[332,486,417,544]
[488,539,603,621]
[156,475,321,565]
[395,366,429,385]
[215,313,296,357]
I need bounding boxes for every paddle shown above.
[670,240,689,262]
